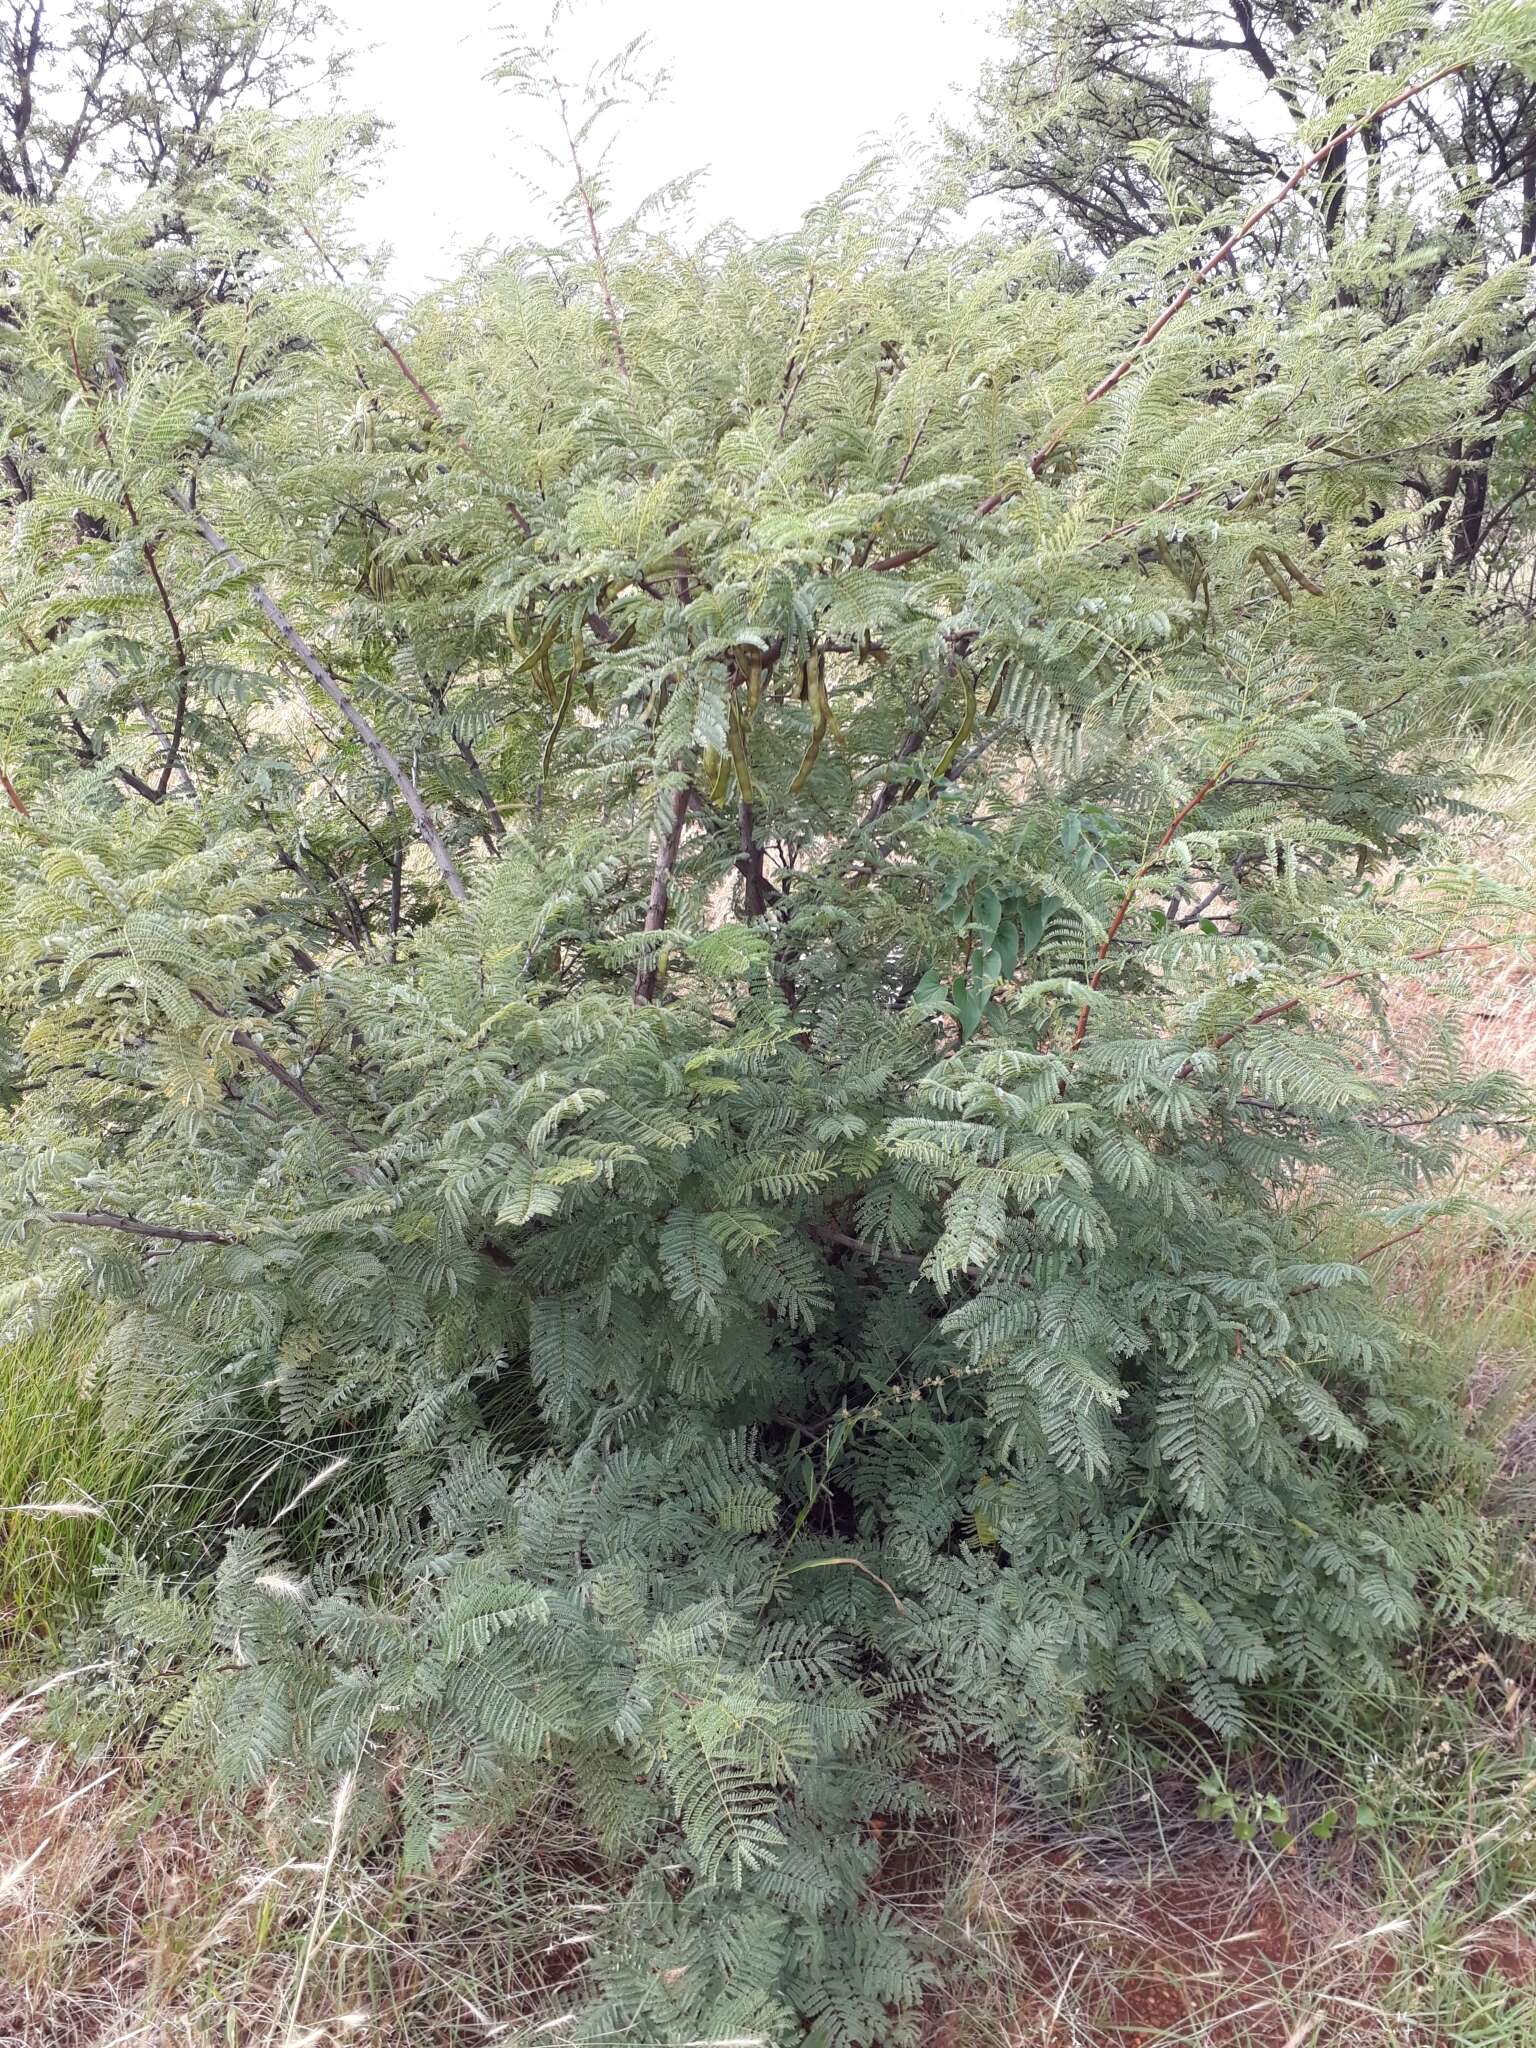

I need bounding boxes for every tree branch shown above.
[1175,935,1532,1081]
[1071,759,1242,1047]
[870,59,1472,572]
[633,777,692,1002]
[46,1209,234,1246]
[1016,61,1469,491]
[295,221,535,542]
[176,494,469,904]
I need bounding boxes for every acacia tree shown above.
[958,0,1536,607]
[1,6,1534,2038]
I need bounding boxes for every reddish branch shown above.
[1289,1219,1434,1296]
[1070,760,1241,1048]
[297,221,534,540]
[1356,1221,1430,1265]
[872,60,1470,573]
[551,92,630,383]
[1014,62,1469,488]
[1175,935,1529,1081]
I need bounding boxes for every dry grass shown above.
[7,1687,1536,2048]
[0,1692,591,2048]
[881,1702,1536,2046]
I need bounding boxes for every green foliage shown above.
[1,3,1534,2036]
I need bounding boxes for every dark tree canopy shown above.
[0,0,341,203]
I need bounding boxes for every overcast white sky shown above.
[331,0,1007,287]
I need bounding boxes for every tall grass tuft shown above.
[0,1301,142,1664]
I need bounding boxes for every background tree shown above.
[957,0,1536,605]
[0,0,342,204]
[0,0,342,203]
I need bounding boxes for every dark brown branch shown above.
[63,343,196,805]
[859,685,948,826]
[633,777,692,1002]
[137,545,192,798]
[1018,63,1470,489]
[139,695,196,799]
[553,93,629,382]
[737,798,798,1009]
[738,798,771,920]
[188,989,366,1155]
[809,1224,922,1269]
[231,1026,361,1148]
[47,1209,234,1246]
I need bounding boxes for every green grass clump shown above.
[0,1301,142,1662]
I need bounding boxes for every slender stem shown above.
[558,92,629,382]
[738,797,799,1009]
[1071,761,1239,1048]
[65,339,194,803]
[177,495,468,905]
[1357,1222,1429,1264]
[738,798,769,919]
[138,697,197,799]
[860,684,947,826]
[296,221,535,541]
[868,61,1470,572]
[1013,62,1470,493]
[1176,934,1530,1080]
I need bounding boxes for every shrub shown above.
[1,9,1534,2036]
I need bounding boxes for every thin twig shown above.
[1175,933,1530,1080]
[296,222,534,540]
[1071,759,1243,1048]
[178,496,468,904]
[869,61,1469,572]
[779,1556,907,1613]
